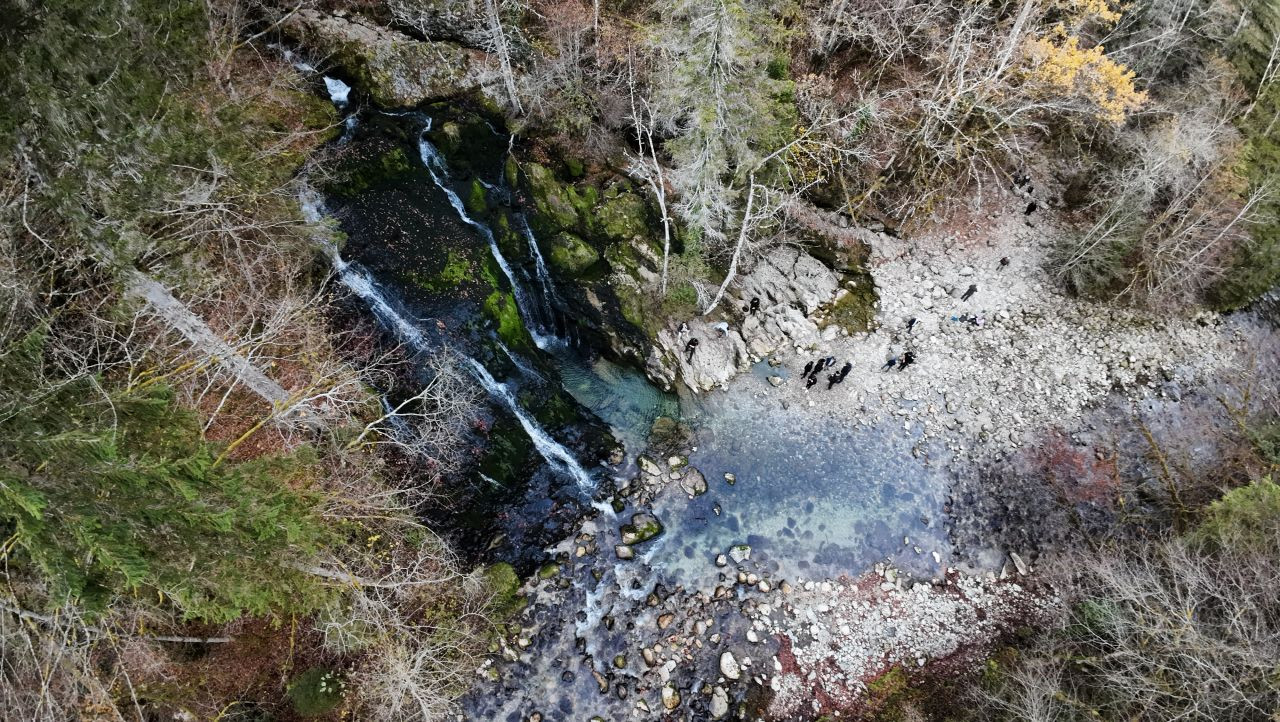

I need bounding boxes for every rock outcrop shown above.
[649,246,842,392]
[281,9,486,108]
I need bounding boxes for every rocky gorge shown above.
[278,9,1280,720]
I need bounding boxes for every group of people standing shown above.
[802,356,853,391]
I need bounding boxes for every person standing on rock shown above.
[882,355,898,371]
[824,355,836,369]
[803,360,815,377]
[805,373,819,390]
[906,317,918,333]
[678,321,689,339]
[749,297,760,315]
[838,361,852,380]
[712,321,730,337]
[999,257,1010,270]
[961,284,978,302]
[898,351,916,370]
[684,337,699,363]
[827,372,842,390]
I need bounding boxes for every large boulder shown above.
[282,10,485,108]
[384,0,489,47]
[739,246,840,315]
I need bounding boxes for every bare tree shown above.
[626,61,674,294]
[979,519,1280,721]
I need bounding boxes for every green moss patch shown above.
[547,232,600,276]
[483,562,526,619]
[483,291,531,350]
[287,667,345,717]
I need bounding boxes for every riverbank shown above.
[691,187,1263,467]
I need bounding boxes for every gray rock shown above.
[729,545,751,564]
[680,467,708,496]
[661,683,680,710]
[282,9,482,108]
[614,544,634,560]
[768,375,785,387]
[710,686,729,719]
[719,651,742,680]
[638,456,661,475]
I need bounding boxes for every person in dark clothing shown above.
[906,317,918,333]
[1025,200,1037,215]
[827,372,842,390]
[838,361,852,380]
[898,351,916,370]
[882,356,898,371]
[813,358,828,375]
[961,284,978,302]
[999,257,1010,269]
[803,360,815,377]
[749,297,760,315]
[684,337,699,363]
[805,374,818,390]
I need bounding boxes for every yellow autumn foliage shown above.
[1025,35,1148,125]
[1054,0,1123,25]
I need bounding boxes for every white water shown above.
[518,217,562,331]
[323,76,351,107]
[465,357,594,490]
[415,134,554,349]
[302,188,594,490]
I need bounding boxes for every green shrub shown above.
[1192,477,1280,552]
[287,667,345,717]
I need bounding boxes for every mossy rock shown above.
[478,417,533,483]
[492,213,526,267]
[528,388,580,428]
[537,562,561,579]
[483,291,532,350]
[483,562,526,619]
[466,177,488,216]
[284,11,477,108]
[620,512,664,545]
[547,232,600,276]
[525,162,581,232]
[595,191,652,244]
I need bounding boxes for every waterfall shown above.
[518,216,562,333]
[323,76,351,107]
[302,189,592,490]
[415,133,555,349]
[464,357,594,490]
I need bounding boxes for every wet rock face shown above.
[282,9,483,108]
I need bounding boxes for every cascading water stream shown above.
[518,216,562,332]
[464,357,594,490]
[301,190,594,490]
[415,131,556,349]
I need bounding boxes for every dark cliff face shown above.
[319,108,625,571]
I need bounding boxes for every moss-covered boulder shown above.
[547,232,600,276]
[620,512,663,545]
[525,162,582,231]
[483,562,526,619]
[282,9,481,108]
[483,290,532,350]
[595,190,652,244]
